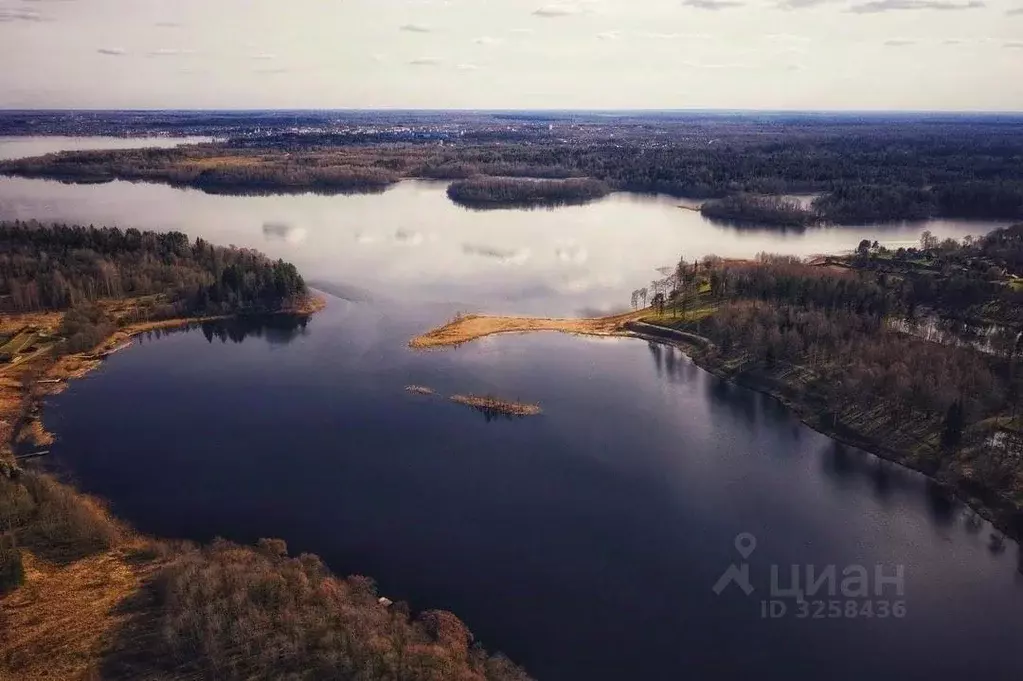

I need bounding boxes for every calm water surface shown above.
[1,138,1021,680]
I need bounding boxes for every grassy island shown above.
[450,394,543,418]
[0,222,530,681]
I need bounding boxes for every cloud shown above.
[683,0,744,9]
[250,53,277,60]
[262,222,307,244]
[883,39,916,46]
[533,4,581,17]
[641,31,712,39]
[97,47,127,56]
[456,63,480,70]
[393,229,424,245]
[462,243,530,264]
[148,48,195,57]
[1008,7,1023,13]
[155,21,182,28]
[409,57,442,66]
[765,33,811,42]
[849,0,984,11]
[0,8,44,22]
[400,23,432,33]
[777,0,838,8]
[555,243,588,264]
[1005,41,1023,48]
[255,67,290,75]
[473,36,501,45]
[943,38,964,44]
[596,31,621,40]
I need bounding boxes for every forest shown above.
[446,177,610,208]
[0,221,309,352]
[700,194,817,227]
[637,224,1023,535]
[3,117,1022,221]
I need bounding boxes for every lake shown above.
[2,139,1021,680]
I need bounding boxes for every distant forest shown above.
[3,120,1022,222]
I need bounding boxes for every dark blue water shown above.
[43,297,1023,681]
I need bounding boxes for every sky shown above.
[0,0,1021,111]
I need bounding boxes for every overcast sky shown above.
[0,0,1020,110]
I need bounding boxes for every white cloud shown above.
[97,47,127,56]
[555,243,588,264]
[533,4,581,17]
[148,48,196,57]
[0,8,44,22]
[250,53,277,60]
[409,57,443,66]
[462,243,530,264]
[400,23,432,33]
[596,31,621,40]
[849,0,984,12]
[683,0,745,9]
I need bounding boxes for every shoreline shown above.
[2,294,326,458]
[410,311,1022,542]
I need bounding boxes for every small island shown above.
[451,394,543,418]
[446,177,611,209]
[700,194,819,228]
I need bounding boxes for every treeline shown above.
[1,147,398,194]
[447,177,610,208]
[6,124,1023,221]
[0,221,308,317]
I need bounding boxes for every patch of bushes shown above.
[0,471,123,565]
[0,547,25,594]
[101,538,531,680]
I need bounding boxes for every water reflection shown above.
[136,315,311,347]
[924,479,959,528]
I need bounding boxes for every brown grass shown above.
[1,543,160,681]
[450,395,543,417]
[409,311,642,350]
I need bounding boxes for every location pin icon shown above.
[735,533,757,559]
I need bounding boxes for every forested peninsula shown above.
[3,120,1022,221]
[0,222,530,681]
[413,225,1023,540]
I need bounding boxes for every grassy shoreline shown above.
[411,310,1022,542]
